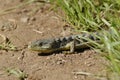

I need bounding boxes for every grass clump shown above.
[0,34,17,51]
[86,26,120,80]
[50,0,120,31]
[6,68,27,80]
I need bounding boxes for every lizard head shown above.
[28,39,56,53]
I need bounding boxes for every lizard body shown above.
[28,32,99,54]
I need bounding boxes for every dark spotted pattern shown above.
[28,32,100,53]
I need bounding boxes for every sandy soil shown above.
[0,0,107,80]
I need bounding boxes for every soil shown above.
[0,0,107,80]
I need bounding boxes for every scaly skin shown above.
[28,32,99,54]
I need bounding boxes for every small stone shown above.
[30,17,36,21]
[85,61,95,67]
[46,56,51,60]
[56,59,65,65]
[20,17,30,23]
[0,21,17,31]
[56,61,62,65]
[74,75,78,79]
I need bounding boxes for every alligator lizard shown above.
[28,32,100,54]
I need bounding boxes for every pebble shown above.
[0,21,17,31]
[20,17,30,23]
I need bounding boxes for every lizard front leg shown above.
[64,39,76,54]
[70,40,75,53]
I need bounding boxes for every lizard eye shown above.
[39,43,43,46]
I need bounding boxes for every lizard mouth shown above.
[28,45,55,53]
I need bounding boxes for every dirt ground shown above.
[0,0,107,80]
